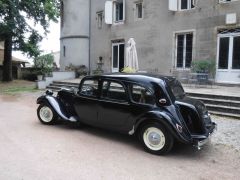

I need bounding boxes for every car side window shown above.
[130,84,155,105]
[79,79,98,97]
[101,81,127,102]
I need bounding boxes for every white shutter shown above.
[105,1,113,24]
[169,0,178,11]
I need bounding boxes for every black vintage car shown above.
[37,73,216,155]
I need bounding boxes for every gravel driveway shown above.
[211,115,240,151]
[0,92,239,180]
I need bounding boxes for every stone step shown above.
[187,92,240,101]
[189,96,240,107]
[206,104,240,115]
[50,83,79,88]
[209,111,240,119]
[46,85,61,91]
[53,81,79,86]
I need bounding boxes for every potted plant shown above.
[37,71,44,81]
[191,60,216,77]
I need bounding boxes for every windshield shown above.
[168,79,185,100]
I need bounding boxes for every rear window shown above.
[167,80,185,100]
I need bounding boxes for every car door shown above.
[127,83,156,122]
[74,78,99,125]
[97,80,133,132]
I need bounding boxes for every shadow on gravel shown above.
[59,122,141,148]
[47,121,213,158]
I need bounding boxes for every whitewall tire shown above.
[37,103,57,125]
[139,122,174,155]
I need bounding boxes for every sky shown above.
[12,21,60,64]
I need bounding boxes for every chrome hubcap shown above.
[143,127,165,151]
[39,106,53,123]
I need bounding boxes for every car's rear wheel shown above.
[37,103,57,125]
[139,122,174,155]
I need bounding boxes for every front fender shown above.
[37,95,73,121]
[135,110,191,143]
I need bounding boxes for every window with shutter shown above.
[169,0,195,11]
[113,0,125,24]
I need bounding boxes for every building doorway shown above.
[112,42,125,72]
[216,28,240,84]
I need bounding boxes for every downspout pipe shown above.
[88,0,92,75]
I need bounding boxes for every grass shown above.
[0,80,38,95]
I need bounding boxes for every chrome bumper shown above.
[193,122,217,150]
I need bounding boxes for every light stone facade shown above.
[60,0,240,84]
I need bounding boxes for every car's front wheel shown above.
[37,103,57,125]
[139,123,174,155]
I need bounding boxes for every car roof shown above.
[86,73,176,85]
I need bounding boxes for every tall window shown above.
[112,42,125,72]
[180,0,195,10]
[97,12,103,29]
[218,33,240,70]
[135,2,143,19]
[176,33,193,68]
[114,0,124,23]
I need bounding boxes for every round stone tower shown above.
[60,0,90,71]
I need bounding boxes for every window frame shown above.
[135,1,144,20]
[112,42,125,72]
[179,0,195,11]
[96,11,103,29]
[174,30,195,69]
[113,0,125,24]
[217,32,240,71]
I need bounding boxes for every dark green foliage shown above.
[0,0,60,81]
[191,60,216,77]
[34,53,54,76]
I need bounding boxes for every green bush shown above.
[191,60,216,77]
[34,54,54,76]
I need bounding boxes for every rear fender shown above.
[37,95,77,122]
[134,111,191,143]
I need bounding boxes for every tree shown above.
[34,53,54,75]
[0,0,60,81]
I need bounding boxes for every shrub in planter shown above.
[65,64,88,78]
[191,60,216,77]
[34,54,54,77]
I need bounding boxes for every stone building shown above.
[60,0,240,84]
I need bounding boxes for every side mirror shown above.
[159,98,167,105]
